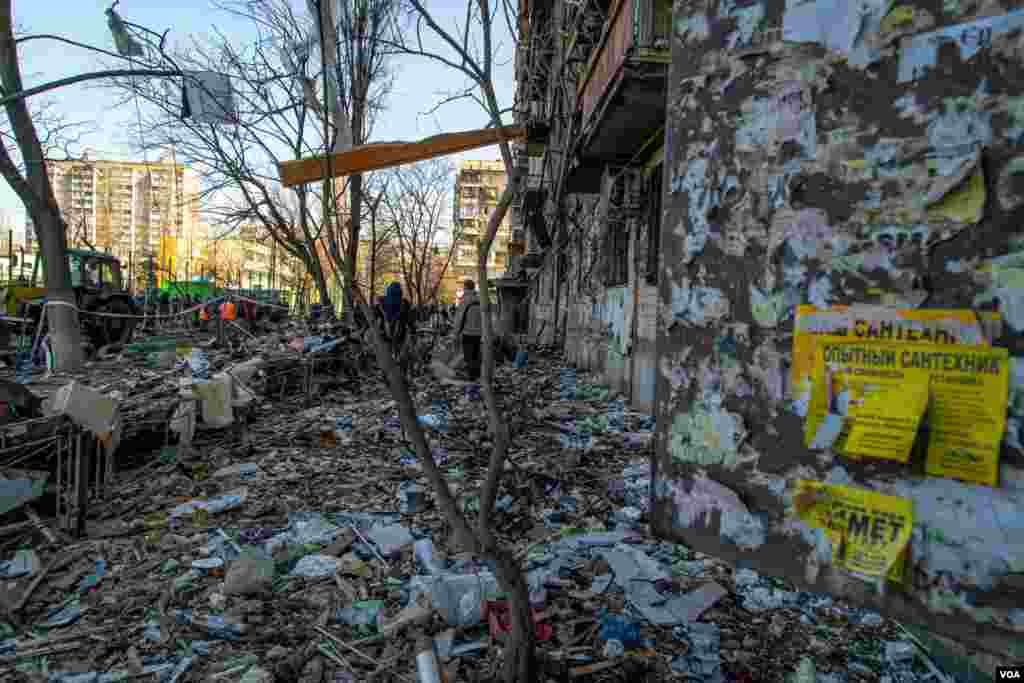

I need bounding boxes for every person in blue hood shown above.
[375,282,414,366]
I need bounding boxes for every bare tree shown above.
[365,1,531,679]
[355,173,401,300]
[312,0,396,323]
[384,157,458,306]
[0,3,87,369]
[103,0,355,309]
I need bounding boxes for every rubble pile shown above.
[0,329,972,682]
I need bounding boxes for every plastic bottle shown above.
[408,572,499,626]
[189,350,210,380]
[415,636,444,683]
[414,538,444,575]
[172,609,248,641]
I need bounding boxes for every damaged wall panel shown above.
[653,0,1024,658]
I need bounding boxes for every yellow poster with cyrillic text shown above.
[791,305,998,402]
[793,480,912,583]
[805,338,930,463]
[914,346,1010,486]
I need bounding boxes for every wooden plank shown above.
[278,126,527,187]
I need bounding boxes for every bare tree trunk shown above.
[0,0,83,370]
[369,214,377,302]
[345,171,363,323]
[35,215,82,368]
[310,258,332,311]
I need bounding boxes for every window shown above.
[646,162,664,285]
[605,220,629,286]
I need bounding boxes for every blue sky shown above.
[2,0,516,236]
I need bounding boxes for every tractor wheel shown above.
[92,297,139,347]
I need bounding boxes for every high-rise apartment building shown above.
[451,160,512,284]
[27,150,201,285]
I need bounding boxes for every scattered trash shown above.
[409,571,500,626]
[0,548,39,578]
[0,340,928,681]
[367,523,414,558]
[172,608,248,640]
[290,554,342,577]
[335,600,384,634]
[415,635,444,683]
[598,612,642,649]
[223,555,274,596]
[170,491,246,518]
[398,481,426,513]
[188,349,210,379]
[671,622,723,682]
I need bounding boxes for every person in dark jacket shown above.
[376,282,415,362]
[453,279,483,381]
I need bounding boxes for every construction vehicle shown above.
[13,249,140,348]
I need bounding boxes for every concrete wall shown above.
[530,179,661,415]
[653,0,1024,658]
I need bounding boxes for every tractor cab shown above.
[29,249,127,295]
[26,249,139,348]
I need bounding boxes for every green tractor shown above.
[20,249,140,349]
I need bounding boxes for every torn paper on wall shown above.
[782,0,887,66]
[897,10,1024,83]
[793,480,913,583]
[804,338,930,462]
[924,148,986,224]
[720,0,765,49]
[974,251,1024,332]
[668,475,766,550]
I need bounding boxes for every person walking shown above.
[376,282,414,368]
[453,279,483,382]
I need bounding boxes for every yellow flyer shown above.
[921,345,1010,486]
[791,305,998,401]
[804,338,930,463]
[793,480,913,583]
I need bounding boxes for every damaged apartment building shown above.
[507,0,670,415]
[509,0,1024,663]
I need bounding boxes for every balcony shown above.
[573,0,670,180]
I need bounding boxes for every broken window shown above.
[646,162,664,285]
[605,220,629,287]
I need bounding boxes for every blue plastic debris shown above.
[144,620,163,642]
[170,493,244,519]
[188,350,209,380]
[671,622,723,682]
[77,559,106,594]
[607,399,625,432]
[597,613,642,649]
[172,609,247,640]
[559,368,577,399]
[0,548,39,578]
[42,603,82,628]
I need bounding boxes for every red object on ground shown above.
[484,600,553,642]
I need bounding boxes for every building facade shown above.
[512,0,1024,664]
[451,160,515,284]
[508,0,669,414]
[31,151,202,287]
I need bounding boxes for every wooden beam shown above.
[278,126,527,187]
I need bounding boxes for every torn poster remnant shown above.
[897,10,1024,83]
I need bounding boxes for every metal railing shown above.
[576,0,671,124]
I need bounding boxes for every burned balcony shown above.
[575,0,670,170]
